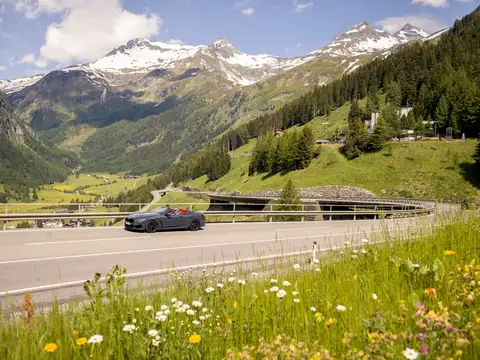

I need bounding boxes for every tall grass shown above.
[0,213,479,359]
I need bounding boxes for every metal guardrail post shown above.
[301,204,305,222]
[329,206,332,221]
[2,221,5,231]
[353,205,356,220]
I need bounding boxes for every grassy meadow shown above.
[185,140,479,201]
[1,212,479,359]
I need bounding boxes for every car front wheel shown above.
[145,221,157,234]
[189,220,200,231]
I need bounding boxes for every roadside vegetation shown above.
[1,212,479,359]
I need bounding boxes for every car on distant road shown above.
[124,206,206,233]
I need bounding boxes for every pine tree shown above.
[297,126,315,169]
[277,179,302,221]
[367,117,389,152]
[386,81,402,107]
[32,188,38,201]
[435,95,449,131]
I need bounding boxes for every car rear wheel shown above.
[145,221,157,234]
[189,220,200,231]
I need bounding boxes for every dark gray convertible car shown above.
[124,206,206,233]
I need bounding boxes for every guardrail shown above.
[0,207,435,228]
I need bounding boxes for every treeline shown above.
[219,8,480,151]
[249,126,318,175]
[105,146,231,207]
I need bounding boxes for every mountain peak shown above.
[211,36,234,48]
[394,23,428,44]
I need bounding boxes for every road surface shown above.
[0,213,441,307]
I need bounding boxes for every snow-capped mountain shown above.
[0,75,44,94]
[1,21,429,95]
[310,22,402,58]
[56,37,311,88]
[394,23,429,44]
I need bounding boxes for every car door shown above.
[163,213,182,229]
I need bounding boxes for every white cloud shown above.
[35,59,48,68]
[241,7,254,16]
[411,0,449,8]
[377,14,448,34]
[14,0,162,64]
[0,65,7,71]
[293,1,314,12]
[166,39,184,45]
[19,53,36,64]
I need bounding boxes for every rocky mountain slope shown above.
[0,21,431,175]
[0,93,78,197]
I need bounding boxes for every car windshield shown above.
[148,207,170,214]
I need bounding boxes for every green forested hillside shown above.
[0,93,78,201]
[219,8,480,150]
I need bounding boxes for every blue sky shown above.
[0,0,478,80]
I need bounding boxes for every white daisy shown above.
[282,281,291,287]
[145,305,153,312]
[88,335,103,344]
[336,305,346,312]
[294,298,300,303]
[122,324,136,333]
[402,348,419,360]
[192,301,202,308]
[205,287,215,293]
[148,329,159,337]
[270,286,279,292]
[277,289,287,298]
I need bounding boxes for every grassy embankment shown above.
[185,102,480,201]
[1,213,479,359]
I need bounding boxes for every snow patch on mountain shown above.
[394,24,429,44]
[0,75,44,94]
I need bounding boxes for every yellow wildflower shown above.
[227,318,233,324]
[189,334,201,344]
[233,301,239,309]
[475,317,480,324]
[73,330,79,337]
[445,250,456,256]
[314,312,324,323]
[456,350,463,357]
[76,337,87,346]
[353,274,359,280]
[44,343,58,353]
[424,288,437,299]
[325,318,336,327]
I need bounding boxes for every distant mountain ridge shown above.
[1,21,431,93]
[0,19,435,175]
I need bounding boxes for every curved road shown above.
[0,209,444,308]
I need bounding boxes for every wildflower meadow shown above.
[1,213,480,359]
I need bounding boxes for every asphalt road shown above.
[0,213,440,303]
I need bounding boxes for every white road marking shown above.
[275,226,328,231]
[25,236,150,246]
[0,230,387,265]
